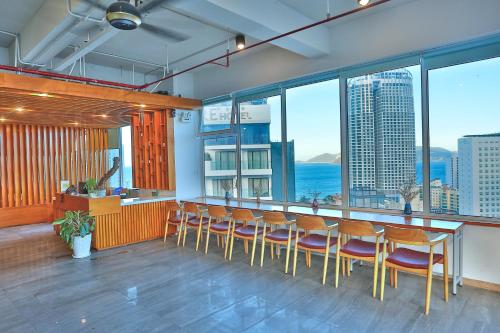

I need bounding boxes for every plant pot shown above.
[403,202,412,215]
[97,189,106,197]
[225,191,231,201]
[72,234,92,259]
[88,192,98,198]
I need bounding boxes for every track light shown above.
[358,0,370,5]
[236,34,246,50]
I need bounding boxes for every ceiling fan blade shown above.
[140,22,188,42]
[81,0,108,11]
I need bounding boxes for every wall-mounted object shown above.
[181,111,193,123]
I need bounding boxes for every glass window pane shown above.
[200,100,233,133]
[347,66,422,211]
[286,79,341,205]
[429,56,500,218]
[239,96,283,200]
[204,136,237,197]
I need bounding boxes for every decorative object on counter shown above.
[398,180,420,215]
[152,189,159,197]
[254,182,264,204]
[98,157,120,189]
[310,190,321,209]
[78,181,87,194]
[85,179,98,198]
[221,179,234,202]
[65,185,78,195]
[53,210,95,259]
[60,180,70,192]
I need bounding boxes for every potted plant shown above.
[398,181,420,215]
[221,179,234,201]
[86,178,98,198]
[53,210,95,258]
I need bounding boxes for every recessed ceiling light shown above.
[15,107,24,112]
[358,0,370,5]
[71,122,80,126]
[100,114,108,118]
[0,118,6,122]
[139,104,146,108]
[31,92,53,98]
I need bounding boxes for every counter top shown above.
[120,196,176,206]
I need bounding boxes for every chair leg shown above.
[195,226,202,251]
[163,221,169,242]
[425,251,434,315]
[285,229,292,274]
[229,225,236,261]
[271,243,274,260]
[443,240,449,302]
[251,237,258,267]
[335,236,341,288]
[322,250,329,285]
[347,258,351,277]
[292,243,299,277]
[380,242,387,301]
[182,224,188,247]
[177,221,183,246]
[260,225,267,267]
[224,219,232,260]
[373,257,379,298]
[205,218,212,254]
[394,269,398,289]
[276,244,280,258]
[342,257,345,276]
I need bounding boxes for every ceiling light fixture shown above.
[358,0,370,5]
[106,1,142,30]
[0,118,6,122]
[31,93,52,98]
[236,34,246,50]
[139,104,146,108]
[15,107,24,112]
[100,114,108,118]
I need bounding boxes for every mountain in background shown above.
[299,147,456,164]
[416,146,455,162]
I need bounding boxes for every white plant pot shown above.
[97,189,106,197]
[88,192,98,198]
[72,234,92,259]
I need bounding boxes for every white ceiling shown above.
[0,0,406,76]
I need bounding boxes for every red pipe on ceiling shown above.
[0,0,389,91]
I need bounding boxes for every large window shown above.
[239,95,282,200]
[204,136,237,197]
[347,66,422,211]
[429,56,500,218]
[286,79,341,205]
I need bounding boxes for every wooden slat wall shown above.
[131,110,175,190]
[0,124,109,209]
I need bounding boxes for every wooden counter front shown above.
[53,194,176,250]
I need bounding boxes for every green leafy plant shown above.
[85,178,98,195]
[53,211,95,249]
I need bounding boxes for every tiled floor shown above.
[1,223,499,333]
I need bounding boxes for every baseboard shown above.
[463,278,500,292]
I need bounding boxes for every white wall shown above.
[462,225,500,284]
[193,0,500,99]
[0,47,8,65]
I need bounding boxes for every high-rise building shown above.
[348,69,416,208]
[458,133,500,217]
[446,154,459,189]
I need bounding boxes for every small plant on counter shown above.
[398,180,420,215]
[53,210,95,258]
[85,178,98,198]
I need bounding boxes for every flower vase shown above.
[403,202,412,215]
[311,198,319,209]
[225,191,231,202]
[256,196,261,204]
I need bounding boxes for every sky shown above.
[264,57,500,160]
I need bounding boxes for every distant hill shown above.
[416,146,455,162]
[299,153,341,164]
[299,147,455,164]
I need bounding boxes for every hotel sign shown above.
[203,104,271,125]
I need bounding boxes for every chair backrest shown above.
[295,214,329,231]
[231,208,255,222]
[208,205,228,219]
[183,202,199,214]
[262,211,288,225]
[166,201,181,212]
[384,225,429,245]
[339,219,376,237]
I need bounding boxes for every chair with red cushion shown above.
[181,202,209,251]
[205,205,236,259]
[260,211,296,273]
[334,220,384,297]
[380,226,449,315]
[228,208,264,266]
[163,201,190,246]
[292,215,338,285]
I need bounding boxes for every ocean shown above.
[295,161,446,200]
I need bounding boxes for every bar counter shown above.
[53,193,176,250]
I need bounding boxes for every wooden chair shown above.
[180,202,209,251]
[260,211,296,273]
[292,215,338,285]
[380,226,449,315]
[228,208,264,266]
[163,201,191,246]
[205,205,238,259]
[334,219,384,297]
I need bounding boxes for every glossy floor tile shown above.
[1,223,499,333]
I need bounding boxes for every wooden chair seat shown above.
[234,225,266,237]
[210,221,242,232]
[387,248,444,269]
[340,239,382,258]
[298,234,338,250]
[265,229,303,242]
[186,217,210,227]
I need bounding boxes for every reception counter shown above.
[53,193,176,250]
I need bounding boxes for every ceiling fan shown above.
[82,0,188,42]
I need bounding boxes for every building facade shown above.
[348,69,416,208]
